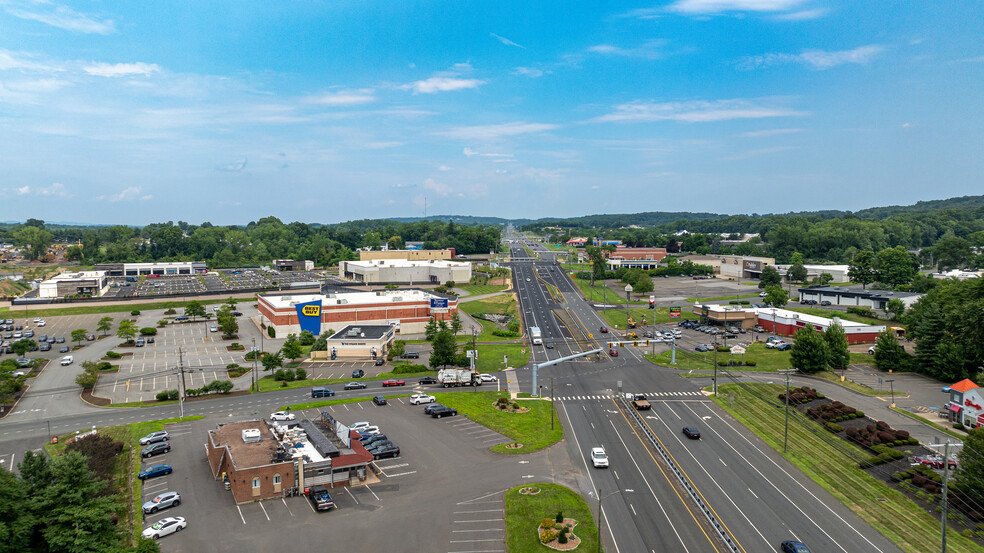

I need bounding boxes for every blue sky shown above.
[1,1,982,225]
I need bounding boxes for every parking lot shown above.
[146,394,556,553]
[1,312,129,363]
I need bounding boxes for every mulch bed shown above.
[538,519,581,551]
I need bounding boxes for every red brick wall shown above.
[227,463,295,504]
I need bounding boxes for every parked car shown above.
[683,426,701,439]
[209,325,218,333]
[147,336,155,343]
[820,300,832,306]
[86,334,96,341]
[591,447,609,468]
[430,405,458,418]
[410,394,436,405]
[270,411,295,421]
[349,421,372,431]
[423,403,445,415]
[59,346,70,353]
[915,455,957,470]
[374,358,385,366]
[135,338,145,347]
[142,491,181,514]
[311,387,335,398]
[371,443,400,460]
[357,425,381,436]
[776,343,792,351]
[372,395,388,405]
[39,343,51,352]
[142,516,186,540]
[352,369,365,378]
[360,434,388,447]
[138,464,173,480]
[418,376,437,385]
[174,315,189,321]
[344,382,367,390]
[139,431,170,445]
[400,351,420,359]
[306,485,336,511]
[780,541,812,553]
[141,442,171,458]
[381,379,405,387]
[868,345,877,354]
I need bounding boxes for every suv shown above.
[139,431,170,445]
[351,369,365,378]
[311,387,335,398]
[400,351,420,359]
[143,491,181,514]
[429,405,457,418]
[174,315,189,321]
[591,447,609,468]
[141,442,171,458]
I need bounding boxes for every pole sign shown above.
[669,307,682,318]
[295,300,322,336]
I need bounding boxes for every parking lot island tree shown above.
[261,350,283,372]
[97,316,114,337]
[789,327,830,374]
[184,300,206,321]
[116,319,137,344]
[71,328,87,347]
[10,338,36,357]
[219,313,238,340]
[280,334,303,364]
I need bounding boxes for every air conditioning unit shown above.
[242,429,261,443]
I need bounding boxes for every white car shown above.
[868,345,876,354]
[60,355,73,366]
[359,425,381,435]
[591,447,609,468]
[37,320,46,327]
[270,411,295,421]
[479,373,498,382]
[33,317,41,323]
[142,516,186,540]
[209,325,218,332]
[349,421,372,431]
[759,291,768,297]
[410,394,436,405]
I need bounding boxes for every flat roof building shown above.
[797,286,922,309]
[778,264,850,283]
[340,258,471,285]
[311,324,396,360]
[358,249,453,262]
[272,259,314,272]
[94,261,206,277]
[718,255,776,279]
[39,270,109,298]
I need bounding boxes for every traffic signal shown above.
[633,341,638,347]
[618,342,624,348]
[607,342,613,349]
[645,340,650,346]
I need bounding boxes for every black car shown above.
[545,342,555,349]
[59,346,70,353]
[682,426,701,440]
[307,485,336,511]
[147,336,155,343]
[141,442,171,458]
[423,403,445,415]
[360,434,388,447]
[418,376,437,385]
[367,440,396,453]
[344,382,367,390]
[780,541,812,553]
[374,358,385,366]
[231,311,243,317]
[55,336,65,343]
[430,405,458,418]
[311,387,335,398]
[372,443,400,460]
[372,395,387,406]
[352,369,365,378]
[820,300,831,306]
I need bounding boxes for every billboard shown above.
[669,307,681,318]
[295,300,322,336]
[430,298,449,309]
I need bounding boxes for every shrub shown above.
[97,361,113,371]
[157,319,168,327]
[539,529,557,543]
[558,532,568,544]
[855,411,864,417]
[105,351,122,359]
[299,330,316,346]
[284,369,295,381]
[75,372,98,389]
[167,389,179,400]
[156,391,169,401]
[268,325,276,338]
[491,330,520,337]
[186,388,200,397]
[955,422,966,430]
[227,363,240,370]
[556,511,564,523]
[295,368,307,380]
[718,360,729,366]
[825,422,844,432]
[164,308,176,315]
[131,310,141,316]
[541,518,555,529]
[744,360,756,366]
[139,327,158,336]
[274,369,287,381]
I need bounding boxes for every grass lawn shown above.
[598,307,698,330]
[685,293,761,303]
[0,298,236,318]
[505,483,600,553]
[460,284,508,296]
[573,279,628,304]
[476,343,529,371]
[712,384,980,553]
[786,306,886,327]
[436,391,562,453]
[459,294,521,342]
[648,342,791,371]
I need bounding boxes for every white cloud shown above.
[490,33,525,49]
[668,0,810,14]
[463,147,512,158]
[5,78,71,92]
[592,99,807,123]
[719,146,796,160]
[441,121,559,140]
[955,56,984,63]
[97,186,150,202]
[216,158,248,172]
[739,128,804,137]
[4,3,116,34]
[16,185,30,195]
[524,168,569,182]
[402,77,484,94]
[0,50,60,72]
[438,165,452,171]
[589,40,667,60]
[773,8,828,20]
[740,45,885,70]
[306,89,376,106]
[84,62,161,77]
[450,62,474,73]
[423,178,453,196]
[513,66,545,78]
[37,182,71,197]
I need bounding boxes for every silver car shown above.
[143,491,181,514]
[139,431,170,445]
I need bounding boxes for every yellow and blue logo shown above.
[301,305,320,317]
[295,300,322,336]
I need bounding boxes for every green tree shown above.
[787,263,808,283]
[956,428,984,506]
[219,314,238,339]
[817,272,833,286]
[763,285,788,308]
[424,318,438,341]
[873,329,910,372]
[450,313,463,335]
[280,334,304,363]
[913,303,945,372]
[34,451,119,553]
[71,328,87,347]
[933,234,972,271]
[429,330,458,369]
[585,245,606,283]
[823,323,850,372]
[96,316,113,337]
[848,249,877,290]
[10,339,35,357]
[75,372,98,389]
[632,275,653,294]
[789,327,830,374]
[790,252,805,265]
[875,246,919,287]
[12,226,54,261]
[185,300,206,321]
[298,330,315,346]
[759,266,781,289]
[885,298,906,321]
[261,351,283,372]
[116,319,137,343]
[0,466,33,553]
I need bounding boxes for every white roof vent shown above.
[242,429,261,443]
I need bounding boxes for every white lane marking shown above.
[258,500,270,520]
[364,485,380,501]
[385,470,417,478]
[236,505,246,524]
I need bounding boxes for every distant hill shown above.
[383,215,523,226]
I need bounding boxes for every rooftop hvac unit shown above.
[242,429,261,443]
[347,327,362,337]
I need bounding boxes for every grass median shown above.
[476,343,529,371]
[280,394,411,411]
[460,284,508,296]
[436,391,562,453]
[711,383,980,553]
[459,293,522,342]
[255,367,435,392]
[505,483,600,553]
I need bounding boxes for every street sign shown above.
[669,307,681,318]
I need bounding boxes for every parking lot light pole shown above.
[251,338,258,393]
[886,379,895,408]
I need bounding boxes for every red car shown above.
[381,379,405,387]
[609,348,619,357]
[915,455,956,470]
[599,326,609,333]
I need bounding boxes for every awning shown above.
[949,404,962,413]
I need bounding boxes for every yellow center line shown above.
[613,397,723,553]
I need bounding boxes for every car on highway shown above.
[139,431,169,445]
[683,426,701,439]
[344,382,368,390]
[410,394,436,405]
[478,373,498,382]
[142,516,186,540]
[526,278,531,282]
[270,411,296,421]
[372,395,388,405]
[429,405,458,418]
[780,541,812,553]
[311,387,335,397]
[418,376,437,385]
[60,355,73,366]
[545,341,555,349]
[352,369,365,378]
[599,326,608,333]
[142,491,181,514]
[591,447,609,468]
[381,379,405,387]
[138,464,173,480]
[371,443,400,460]
[141,442,171,458]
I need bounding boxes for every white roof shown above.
[260,289,444,309]
[345,259,470,269]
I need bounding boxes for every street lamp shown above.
[886,379,895,408]
[596,488,621,553]
[624,283,633,333]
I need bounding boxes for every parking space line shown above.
[344,487,360,504]
[364,485,380,501]
[383,470,417,478]
[236,505,246,524]
[281,497,294,517]
[258,501,270,520]
[376,462,408,471]
[454,510,501,514]
[454,519,502,523]
[451,529,501,533]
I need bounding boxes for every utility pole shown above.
[778,369,797,453]
[712,337,718,396]
[886,379,895,408]
[928,440,963,553]
[178,347,186,419]
[251,337,258,393]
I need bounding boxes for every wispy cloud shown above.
[513,66,546,78]
[216,158,248,172]
[84,62,161,77]
[589,40,667,60]
[773,8,828,20]
[592,98,807,123]
[15,185,31,195]
[0,49,60,72]
[4,2,116,34]
[37,182,71,197]
[738,128,804,137]
[954,56,984,63]
[403,77,484,94]
[440,121,559,140]
[423,178,453,196]
[97,186,151,202]
[739,45,885,70]
[490,33,525,49]
[668,0,810,14]
[719,146,796,160]
[463,147,513,159]
[306,89,376,106]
